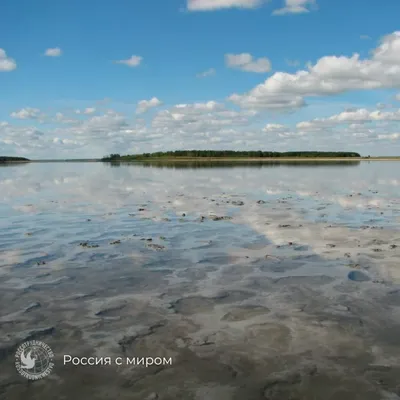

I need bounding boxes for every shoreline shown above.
[2,157,400,164]
[101,157,400,163]
[111,157,400,162]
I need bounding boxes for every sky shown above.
[1,0,400,158]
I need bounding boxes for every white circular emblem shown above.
[15,340,54,380]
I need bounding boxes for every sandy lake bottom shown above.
[0,161,400,399]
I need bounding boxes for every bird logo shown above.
[15,340,54,380]
[20,350,36,370]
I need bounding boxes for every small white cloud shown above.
[0,49,17,72]
[273,0,316,15]
[187,0,264,11]
[10,108,41,120]
[136,98,163,114]
[196,68,216,78]
[225,53,271,73]
[360,35,371,40]
[395,93,400,102]
[44,47,62,57]
[115,55,143,68]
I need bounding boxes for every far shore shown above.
[101,157,400,162]
[2,157,400,164]
[109,157,400,162]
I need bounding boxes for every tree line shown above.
[101,150,361,161]
[0,156,30,162]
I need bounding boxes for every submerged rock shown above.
[147,244,166,251]
[210,215,233,221]
[79,242,99,248]
[347,263,361,269]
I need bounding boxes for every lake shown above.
[1,161,400,400]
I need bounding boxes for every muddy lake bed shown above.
[1,161,400,400]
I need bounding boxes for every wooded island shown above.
[101,151,362,161]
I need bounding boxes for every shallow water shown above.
[1,161,400,400]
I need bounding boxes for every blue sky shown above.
[1,0,400,157]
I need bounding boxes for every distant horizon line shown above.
[3,157,400,162]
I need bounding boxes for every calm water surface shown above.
[1,161,400,400]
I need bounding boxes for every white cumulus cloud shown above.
[10,108,41,120]
[76,111,128,136]
[225,53,272,73]
[44,47,62,57]
[2,100,400,157]
[136,98,163,114]
[151,101,257,135]
[229,31,400,110]
[0,49,17,72]
[296,108,400,130]
[115,55,143,67]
